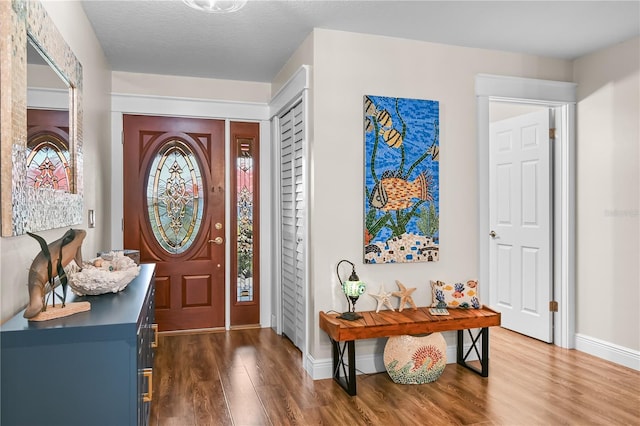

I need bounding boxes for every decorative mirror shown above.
[1,0,83,236]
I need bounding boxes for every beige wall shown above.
[574,37,639,350]
[3,3,636,368]
[0,1,112,322]
[308,28,574,360]
[489,102,547,123]
[112,71,270,103]
[27,63,69,89]
[271,31,314,98]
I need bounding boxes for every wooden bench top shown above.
[319,306,501,341]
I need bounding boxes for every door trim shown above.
[269,65,310,372]
[111,93,271,330]
[476,74,577,348]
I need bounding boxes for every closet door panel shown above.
[280,109,297,343]
[292,103,305,349]
[279,101,305,350]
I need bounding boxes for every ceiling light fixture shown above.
[182,0,248,13]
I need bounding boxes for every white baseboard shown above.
[305,334,640,380]
[575,333,640,371]
[306,343,479,380]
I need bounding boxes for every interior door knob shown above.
[208,237,223,245]
[489,230,497,238]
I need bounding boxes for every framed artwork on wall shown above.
[364,95,439,264]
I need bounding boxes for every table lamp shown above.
[336,259,366,321]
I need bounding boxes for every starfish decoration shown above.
[369,284,395,313]
[392,280,417,312]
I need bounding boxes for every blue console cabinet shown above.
[1,263,156,426]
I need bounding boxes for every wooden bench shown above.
[319,306,501,395]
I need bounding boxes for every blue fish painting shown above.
[364,95,439,264]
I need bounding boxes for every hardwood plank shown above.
[153,335,196,422]
[254,384,306,425]
[214,357,270,425]
[150,327,640,425]
[158,417,197,426]
[191,380,232,426]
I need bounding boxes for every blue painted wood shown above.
[1,263,156,426]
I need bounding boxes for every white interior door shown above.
[489,109,553,343]
[279,101,306,351]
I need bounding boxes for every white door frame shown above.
[476,74,577,348]
[268,66,311,371]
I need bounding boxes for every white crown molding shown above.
[476,73,576,104]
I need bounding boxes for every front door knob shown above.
[208,237,223,245]
[489,230,497,238]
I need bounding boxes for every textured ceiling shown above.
[81,0,640,82]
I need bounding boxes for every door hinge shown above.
[549,301,558,312]
[121,130,124,145]
[549,128,556,140]
[122,218,124,231]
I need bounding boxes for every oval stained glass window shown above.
[146,140,204,254]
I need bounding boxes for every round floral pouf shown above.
[383,333,447,384]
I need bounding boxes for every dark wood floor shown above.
[149,326,640,425]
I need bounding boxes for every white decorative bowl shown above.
[67,253,140,296]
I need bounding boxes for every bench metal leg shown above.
[330,338,356,396]
[456,327,489,377]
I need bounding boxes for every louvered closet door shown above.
[280,101,305,351]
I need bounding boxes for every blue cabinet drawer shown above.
[1,263,156,426]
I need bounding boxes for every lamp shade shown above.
[343,279,366,298]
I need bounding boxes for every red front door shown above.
[123,114,225,331]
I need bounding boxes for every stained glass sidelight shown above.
[147,140,204,254]
[236,139,254,302]
[26,136,71,191]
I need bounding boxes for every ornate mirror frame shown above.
[1,0,83,236]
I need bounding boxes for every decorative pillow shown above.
[430,280,480,309]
